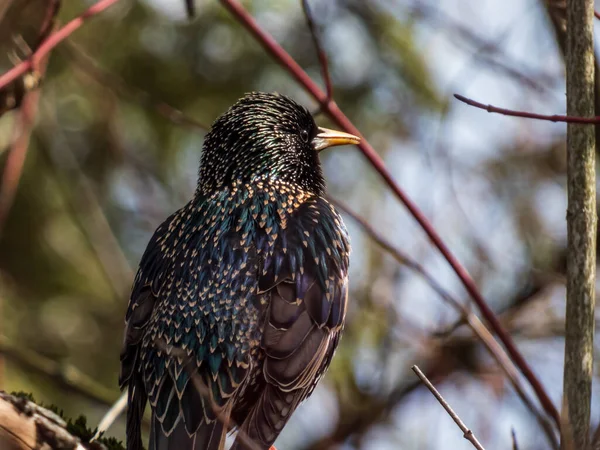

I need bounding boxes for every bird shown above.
[119,92,359,450]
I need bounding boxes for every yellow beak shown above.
[312,127,361,152]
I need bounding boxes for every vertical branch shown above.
[0,69,44,234]
[562,1,596,449]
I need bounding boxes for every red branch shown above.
[0,0,121,91]
[455,93,599,123]
[0,77,43,233]
[219,0,561,428]
[595,10,600,20]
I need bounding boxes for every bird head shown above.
[198,92,360,195]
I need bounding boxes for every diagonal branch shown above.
[412,365,486,450]
[219,0,560,429]
[332,197,559,450]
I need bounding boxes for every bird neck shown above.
[192,178,317,214]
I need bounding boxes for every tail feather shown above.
[149,413,227,450]
[231,384,302,450]
[126,377,147,450]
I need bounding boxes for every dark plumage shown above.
[119,92,359,450]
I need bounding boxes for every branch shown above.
[301,0,333,107]
[0,61,46,235]
[332,197,559,449]
[561,0,596,449]
[0,0,121,91]
[91,392,127,442]
[218,0,560,429]
[412,365,486,450]
[454,93,600,123]
[0,391,88,450]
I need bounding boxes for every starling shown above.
[119,92,359,450]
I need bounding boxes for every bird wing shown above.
[120,202,262,450]
[119,211,173,450]
[233,198,350,449]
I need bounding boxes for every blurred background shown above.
[0,0,598,449]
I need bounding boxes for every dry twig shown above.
[412,365,485,450]
[454,93,600,124]
[91,392,128,442]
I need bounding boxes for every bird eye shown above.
[300,129,309,143]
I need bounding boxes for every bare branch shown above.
[454,93,600,123]
[0,58,46,234]
[301,0,333,108]
[91,392,128,442]
[333,197,559,450]
[218,0,560,428]
[412,365,485,450]
[0,0,122,91]
[511,429,519,450]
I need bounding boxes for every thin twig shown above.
[219,0,560,428]
[301,0,333,107]
[332,197,559,449]
[412,365,486,450]
[454,93,599,123]
[511,428,519,450]
[0,0,121,91]
[91,391,128,442]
